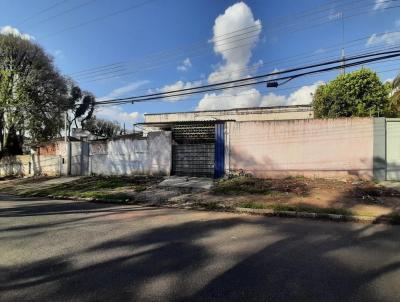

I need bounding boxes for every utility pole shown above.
[64,111,71,176]
[64,111,68,143]
[340,12,346,74]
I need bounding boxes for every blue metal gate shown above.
[214,123,225,178]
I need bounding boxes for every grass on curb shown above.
[238,202,353,216]
[17,176,158,201]
[213,176,309,196]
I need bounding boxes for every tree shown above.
[0,33,94,155]
[389,73,400,116]
[64,81,95,136]
[83,117,121,138]
[312,68,392,118]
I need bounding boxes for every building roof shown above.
[144,104,312,116]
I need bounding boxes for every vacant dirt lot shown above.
[182,177,400,220]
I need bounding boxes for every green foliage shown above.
[65,82,95,133]
[83,117,121,138]
[0,34,71,154]
[390,73,400,116]
[0,34,96,155]
[312,68,392,118]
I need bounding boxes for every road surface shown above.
[1,194,400,302]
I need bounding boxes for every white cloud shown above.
[314,48,326,54]
[328,11,341,21]
[95,106,143,128]
[207,1,262,84]
[95,80,149,127]
[197,88,263,111]
[285,81,324,105]
[0,25,34,40]
[267,68,281,80]
[366,32,400,46]
[197,81,323,111]
[97,80,149,101]
[194,2,324,112]
[160,80,202,101]
[196,2,322,111]
[53,49,64,59]
[374,0,390,10]
[177,58,192,72]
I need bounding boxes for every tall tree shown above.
[0,33,70,154]
[64,81,95,135]
[0,33,94,155]
[312,68,392,118]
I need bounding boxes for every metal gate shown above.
[172,123,216,177]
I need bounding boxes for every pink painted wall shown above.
[228,118,375,179]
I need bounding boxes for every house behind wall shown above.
[143,116,399,181]
[142,105,313,178]
[144,105,313,124]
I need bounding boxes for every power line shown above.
[17,0,70,26]
[65,0,385,79]
[92,42,400,102]
[37,0,158,40]
[77,27,400,84]
[28,0,98,28]
[73,2,400,84]
[84,36,397,90]
[81,36,400,86]
[94,50,400,106]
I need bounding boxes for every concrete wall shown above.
[70,141,83,176]
[145,106,313,123]
[386,119,400,181]
[373,118,387,181]
[227,118,375,179]
[89,131,171,176]
[31,155,61,176]
[0,155,31,177]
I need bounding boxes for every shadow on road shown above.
[1,196,400,302]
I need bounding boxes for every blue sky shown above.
[1,0,400,127]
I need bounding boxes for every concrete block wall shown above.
[0,155,32,177]
[227,118,376,179]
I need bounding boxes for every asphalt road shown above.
[1,194,400,302]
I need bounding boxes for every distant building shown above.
[144,105,313,124]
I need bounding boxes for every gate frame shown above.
[214,122,225,178]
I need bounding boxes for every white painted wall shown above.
[0,155,31,176]
[89,131,171,176]
[31,155,61,176]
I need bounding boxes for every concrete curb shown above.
[234,207,391,224]
[47,194,128,204]
[18,193,396,225]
